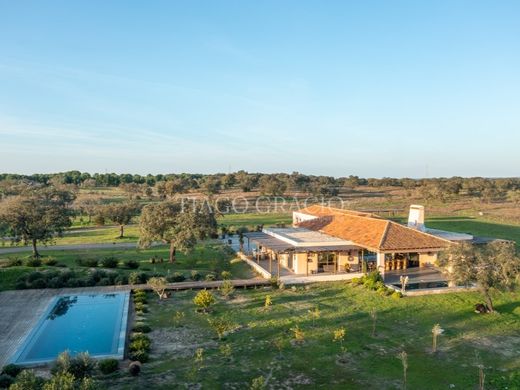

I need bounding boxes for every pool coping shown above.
[9,291,130,366]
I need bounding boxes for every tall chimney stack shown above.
[407,205,425,231]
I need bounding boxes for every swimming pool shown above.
[392,281,449,290]
[11,292,129,365]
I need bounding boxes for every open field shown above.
[103,282,520,389]
[0,243,254,291]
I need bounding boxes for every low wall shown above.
[281,272,363,285]
[237,252,272,279]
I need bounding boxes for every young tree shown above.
[148,277,168,299]
[139,201,217,263]
[0,188,75,257]
[103,201,139,238]
[439,241,520,312]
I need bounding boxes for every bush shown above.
[125,260,140,269]
[101,256,119,268]
[2,364,21,378]
[134,302,148,313]
[67,352,97,379]
[205,273,216,281]
[128,361,141,376]
[42,257,58,266]
[25,257,42,267]
[129,272,148,285]
[114,274,129,286]
[219,280,235,299]
[75,257,98,267]
[351,277,363,286]
[166,272,185,283]
[132,323,151,333]
[391,291,403,299]
[221,271,232,280]
[98,359,119,375]
[6,258,22,267]
[129,334,151,352]
[193,290,215,312]
[0,374,14,388]
[190,270,202,281]
[129,350,149,363]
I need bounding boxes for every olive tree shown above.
[102,201,140,238]
[138,200,217,263]
[439,241,520,312]
[0,188,75,257]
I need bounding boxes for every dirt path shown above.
[0,242,146,254]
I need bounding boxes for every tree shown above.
[0,188,75,257]
[139,201,217,263]
[103,201,139,238]
[258,175,287,196]
[439,241,520,312]
[148,277,168,299]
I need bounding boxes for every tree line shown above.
[2,171,520,199]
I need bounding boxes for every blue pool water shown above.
[12,292,129,365]
[392,281,449,290]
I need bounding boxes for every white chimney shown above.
[407,205,425,231]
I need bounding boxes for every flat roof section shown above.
[264,227,354,247]
[244,231,358,254]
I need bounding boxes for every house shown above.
[243,204,473,281]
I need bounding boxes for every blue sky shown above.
[0,1,519,177]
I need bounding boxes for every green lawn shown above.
[0,242,253,291]
[105,282,520,389]
[391,216,520,245]
[219,212,292,230]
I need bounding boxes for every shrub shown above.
[205,273,216,281]
[219,280,235,299]
[132,323,151,333]
[125,260,140,269]
[134,289,147,298]
[134,302,148,313]
[69,352,97,379]
[391,291,403,299]
[25,257,42,267]
[129,334,151,352]
[129,350,149,363]
[98,359,119,375]
[2,364,21,378]
[0,374,14,388]
[221,271,232,280]
[133,294,147,304]
[351,277,363,286]
[128,361,141,376]
[101,256,119,268]
[75,257,98,267]
[193,290,215,312]
[42,257,58,266]
[129,272,148,285]
[31,279,47,289]
[114,274,129,286]
[190,270,202,281]
[166,272,185,283]
[6,258,22,267]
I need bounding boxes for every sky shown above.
[0,0,519,178]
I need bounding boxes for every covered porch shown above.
[242,231,363,279]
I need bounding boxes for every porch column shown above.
[269,253,273,274]
[277,256,281,279]
[376,252,385,277]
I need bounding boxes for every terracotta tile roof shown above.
[296,205,450,252]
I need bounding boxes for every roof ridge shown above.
[378,221,391,249]
[389,220,454,244]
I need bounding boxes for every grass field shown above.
[0,242,253,291]
[104,282,520,389]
